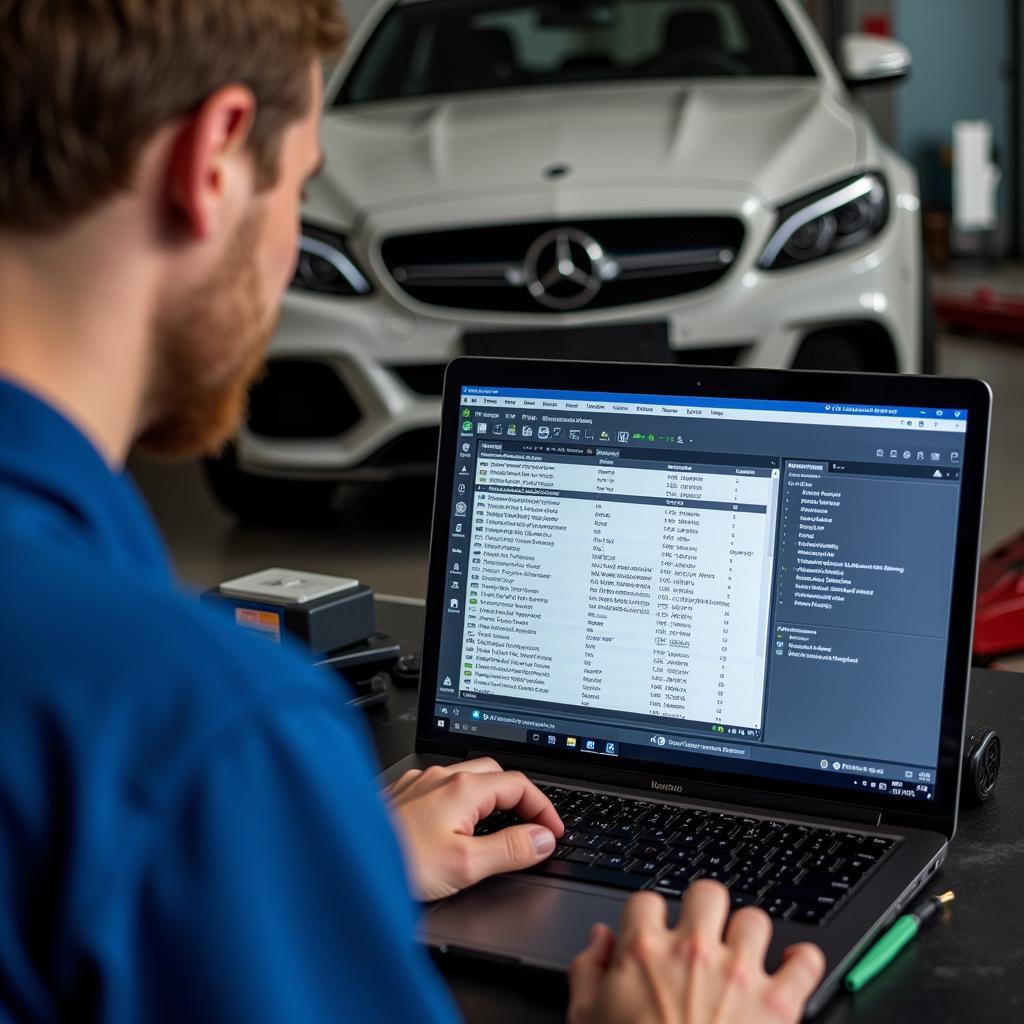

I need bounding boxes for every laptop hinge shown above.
[467,750,884,827]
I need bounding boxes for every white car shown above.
[205,0,928,518]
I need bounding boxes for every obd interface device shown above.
[203,568,398,705]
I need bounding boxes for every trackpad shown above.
[421,876,628,970]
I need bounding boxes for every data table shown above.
[460,452,780,732]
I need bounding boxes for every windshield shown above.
[337,0,815,105]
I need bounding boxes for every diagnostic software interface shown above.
[432,385,969,803]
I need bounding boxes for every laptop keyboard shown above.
[474,784,896,925]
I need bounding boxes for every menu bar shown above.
[460,388,968,432]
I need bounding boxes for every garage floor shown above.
[133,331,1024,599]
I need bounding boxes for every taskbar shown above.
[432,701,937,803]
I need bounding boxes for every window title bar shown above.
[460,387,968,432]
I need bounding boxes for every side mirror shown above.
[839,32,911,86]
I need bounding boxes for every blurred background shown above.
[132,0,1024,651]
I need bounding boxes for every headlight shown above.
[291,223,372,297]
[759,173,888,270]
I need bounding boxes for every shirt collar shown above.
[0,376,172,580]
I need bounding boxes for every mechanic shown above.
[0,3,824,1021]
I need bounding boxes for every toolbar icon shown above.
[617,431,630,443]
[537,426,550,439]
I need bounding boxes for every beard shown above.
[135,210,277,460]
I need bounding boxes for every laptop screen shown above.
[430,382,970,806]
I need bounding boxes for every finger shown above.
[457,822,557,883]
[452,770,563,836]
[770,943,827,1016]
[675,879,730,944]
[723,905,772,963]
[568,924,615,1024]
[401,758,502,798]
[449,757,504,775]
[386,768,423,798]
[617,890,669,950]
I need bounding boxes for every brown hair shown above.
[0,0,347,231]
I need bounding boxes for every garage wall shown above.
[892,0,1007,212]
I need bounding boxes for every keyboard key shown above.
[595,854,630,871]
[799,870,852,892]
[730,891,759,908]
[765,899,794,919]
[764,884,839,907]
[640,828,677,843]
[653,884,686,898]
[628,843,656,859]
[702,868,737,885]
[630,859,663,877]
[562,830,599,848]
[606,824,642,839]
[791,905,828,925]
[666,865,704,885]
[566,848,601,865]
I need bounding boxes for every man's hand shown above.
[568,881,826,1024]
[386,758,565,901]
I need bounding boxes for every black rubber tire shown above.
[202,445,337,523]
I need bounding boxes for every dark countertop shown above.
[371,597,1024,1022]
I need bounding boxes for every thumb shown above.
[568,923,615,1024]
[464,823,556,883]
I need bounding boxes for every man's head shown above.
[0,1,346,458]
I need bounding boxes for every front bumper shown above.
[240,185,920,480]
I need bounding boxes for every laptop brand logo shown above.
[650,780,684,794]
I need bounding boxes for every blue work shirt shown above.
[0,377,458,1023]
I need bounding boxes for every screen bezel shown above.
[416,357,990,838]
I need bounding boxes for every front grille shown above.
[390,363,447,396]
[381,217,744,313]
[364,427,440,468]
[248,360,361,439]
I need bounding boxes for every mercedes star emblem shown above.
[523,228,609,311]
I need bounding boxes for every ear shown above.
[165,85,257,240]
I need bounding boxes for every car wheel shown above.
[202,445,337,523]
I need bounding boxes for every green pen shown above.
[845,889,955,992]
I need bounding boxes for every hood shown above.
[309,80,862,225]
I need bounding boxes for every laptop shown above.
[383,356,990,1015]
